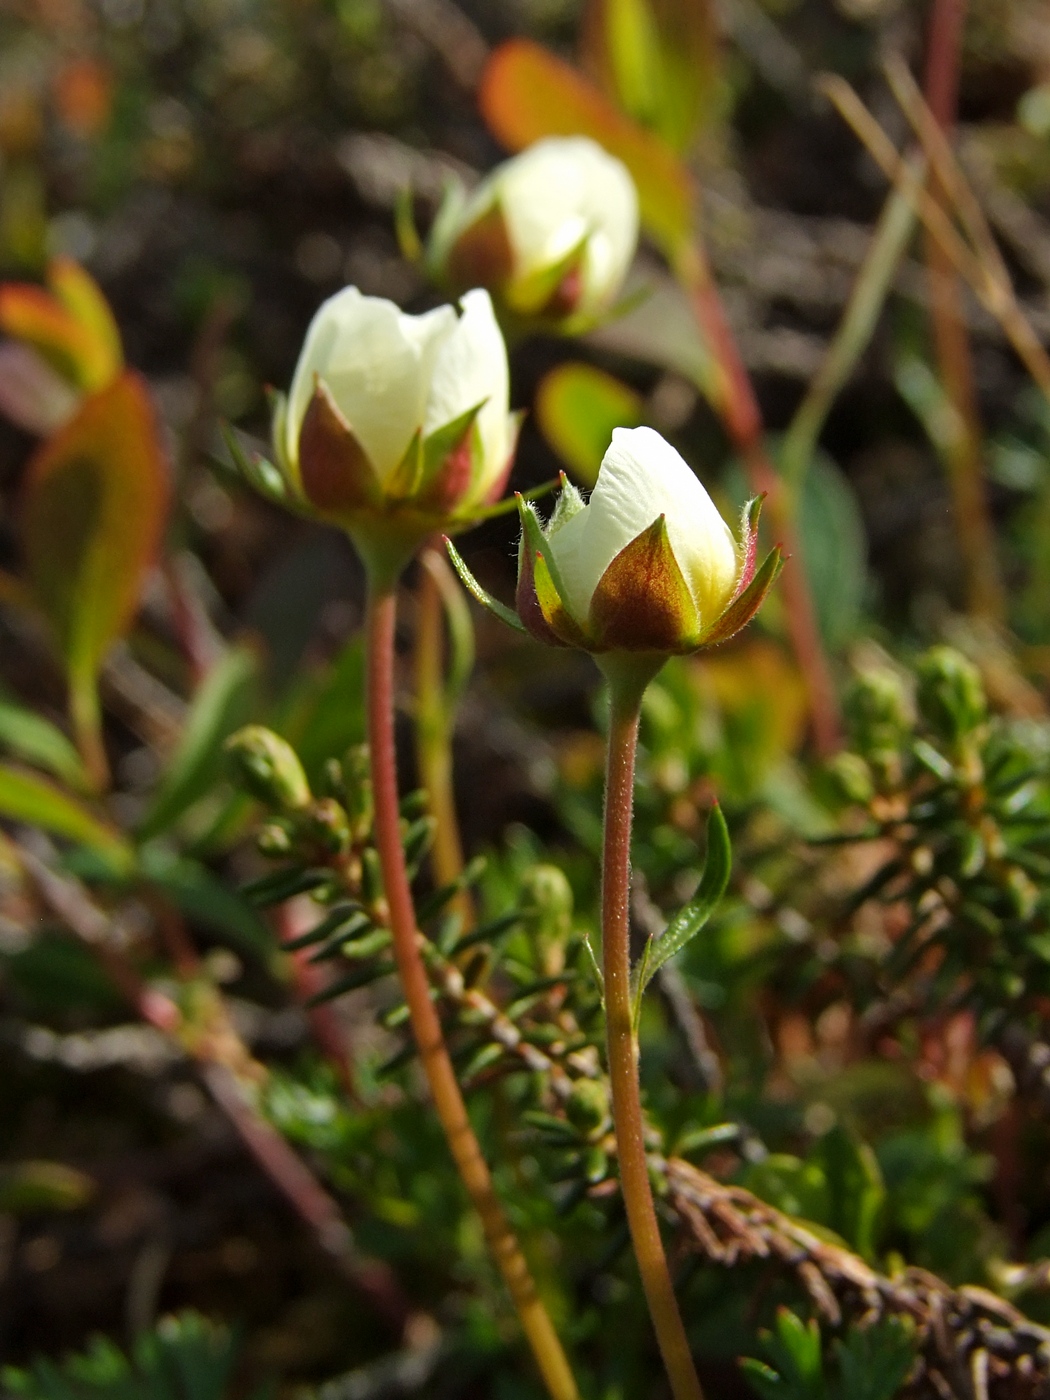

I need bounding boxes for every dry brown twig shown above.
[664,1157,1050,1400]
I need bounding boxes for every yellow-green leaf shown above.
[583,0,717,153]
[535,362,643,487]
[0,258,122,392]
[479,39,695,259]
[22,370,171,775]
[0,763,131,869]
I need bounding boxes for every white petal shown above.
[486,137,639,312]
[286,286,454,482]
[424,288,510,495]
[548,426,738,622]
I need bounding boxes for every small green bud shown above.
[520,864,573,974]
[361,846,383,905]
[565,1078,610,1137]
[916,647,986,744]
[257,821,293,857]
[342,744,374,840]
[225,726,311,812]
[824,752,875,806]
[583,1144,609,1184]
[844,668,912,757]
[298,798,351,855]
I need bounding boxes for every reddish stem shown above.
[366,583,579,1400]
[602,673,704,1400]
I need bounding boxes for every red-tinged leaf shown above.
[590,513,698,651]
[0,260,121,393]
[298,381,383,514]
[0,284,98,388]
[535,362,643,487]
[52,55,114,140]
[22,371,171,778]
[701,545,783,647]
[48,259,123,388]
[479,39,695,259]
[731,495,764,602]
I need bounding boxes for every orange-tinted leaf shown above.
[479,39,695,258]
[536,362,642,487]
[52,56,114,140]
[22,371,171,719]
[0,260,122,393]
[0,284,96,386]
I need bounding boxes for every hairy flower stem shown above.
[365,580,580,1400]
[601,661,705,1400]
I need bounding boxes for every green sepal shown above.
[394,186,423,264]
[516,495,579,617]
[219,420,292,508]
[699,543,783,647]
[420,401,485,508]
[506,231,590,318]
[515,498,588,647]
[547,473,585,535]
[444,536,526,634]
[533,549,589,648]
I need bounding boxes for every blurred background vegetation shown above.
[2,0,1050,1396]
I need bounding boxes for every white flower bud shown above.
[447,426,782,659]
[440,138,639,322]
[548,427,739,630]
[264,286,519,578]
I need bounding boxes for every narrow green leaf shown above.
[137,844,273,962]
[444,537,526,632]
[633,804,731,1001]
[138,644,260,840]
[0,763,131,869]
[0,698,90,790]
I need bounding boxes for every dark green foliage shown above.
[740,1309,916,1400]
[2,1313,261,1400]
